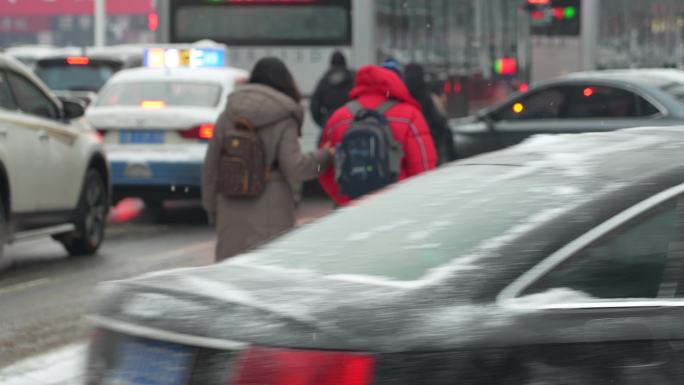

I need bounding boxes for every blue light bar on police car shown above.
[144,47,226,69]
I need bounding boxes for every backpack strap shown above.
[347,100,398,119]
[375,100,398,116]
[346,100,364,118]
[234,116,256,132]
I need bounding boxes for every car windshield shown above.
[34,63,118,92]
[239,165,589,281]
[96,81,223,108]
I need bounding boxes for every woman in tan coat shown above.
[202,58,333,262]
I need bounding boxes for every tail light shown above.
[180,123,214,140]
[230,347,375,385]
[67,56,90,65]
[90,131,104,144]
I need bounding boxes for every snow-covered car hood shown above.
[86,106,220,131]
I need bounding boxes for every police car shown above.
[86,47,248,206]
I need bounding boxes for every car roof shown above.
[105,67,248,84]
[4,45,62,59]
[31,45,146,61]
[555,68,684,87]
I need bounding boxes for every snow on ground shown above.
[0,342,85,385]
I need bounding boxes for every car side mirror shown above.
[60,97,86,120]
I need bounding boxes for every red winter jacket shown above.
[319,65,438,205]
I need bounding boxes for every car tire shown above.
[60,169,108,257]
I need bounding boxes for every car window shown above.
[0,71,16,111]
[562,85,658,118]
[522,199,681,299]
[495,87,569,120]
[96,81,223,108]
[34,61,120,92]
[6,72,59,120]
[637,96,661,116]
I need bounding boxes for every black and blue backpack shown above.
[335,100,404,199]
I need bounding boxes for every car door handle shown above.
[39,131,49,142]
[0,130,6,139]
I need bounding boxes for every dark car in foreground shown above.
[87,127,684,385]
[451,69,684,159]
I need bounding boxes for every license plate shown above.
[120,131,165,144]
[108,339,194,385]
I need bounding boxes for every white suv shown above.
[0,54,110,258]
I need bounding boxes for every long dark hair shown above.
[249,57,301,103]
[404,63,429,104]
[404,62,447,137]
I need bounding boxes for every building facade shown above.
[597,0,684,69]
[0,0,156,48]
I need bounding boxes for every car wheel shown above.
[60,169,108,256]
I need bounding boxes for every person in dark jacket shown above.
[309,51,355,129]
[404,63,456,164]
[319,65,438,206]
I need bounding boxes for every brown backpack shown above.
[217,117,270,198]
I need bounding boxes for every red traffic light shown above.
[148,12,159,32]
[495,58,518,75]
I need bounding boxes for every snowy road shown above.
[0,343,86,385]
[0,198,333,382]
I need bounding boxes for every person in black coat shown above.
[404,63,456,164]
[310,51,355,129]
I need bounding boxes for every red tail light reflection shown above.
[230,347,375,385]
